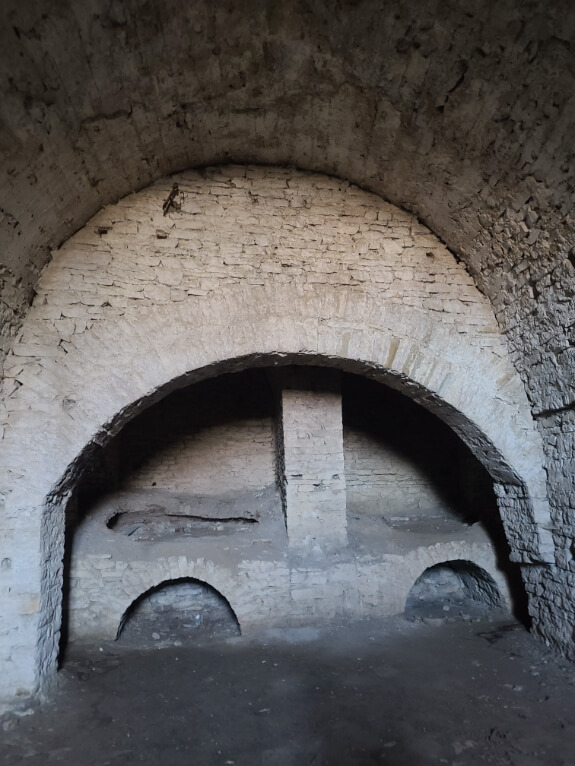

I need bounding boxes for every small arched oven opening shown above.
[404,560,505,623]
[117,578,241,648]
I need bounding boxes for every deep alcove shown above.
[0,5,573,760]
[61,365,524,652]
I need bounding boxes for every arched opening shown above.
[117,578,241,648]
[404,561,505,623]
[0,0,571,744]
[342,374,499,531]
[58,362,528,659]
[75,367,281,539]
[4,161,552,694]
[7,160,545,693]
[69,363,509,534]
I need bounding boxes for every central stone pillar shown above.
[278,368,347,553]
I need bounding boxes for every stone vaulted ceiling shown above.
[1,0,574,410]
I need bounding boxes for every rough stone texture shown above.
[122,418,275,495]
[80,367,493,530]
[345,425,453,519]
[67,488,510,646]
[107,370,276,497]
[280,368,347,551]
[342,375,496,523]
[1,0,574,379]
[404,561,504,620]
[0,0,574,680]
[64,366,514,643]
[1,166,547,532]
[117,579,241,646]
[0,167,554,706]
[91,486,277,542]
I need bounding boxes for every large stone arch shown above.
[2,0,574,375]
[115,570,244,644]
[0,167,553,704]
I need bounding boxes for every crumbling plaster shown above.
[0,167,553,704]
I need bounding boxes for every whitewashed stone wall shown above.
[123,419,274,494]
[345,427,456,519]
[0,167,552,708]
[342,376,486,522]
[1,0,573,672]
[81,366,479,526]
[123,418,274,494]
[78,370,278,499]
[280,369,347,551]
[66,365,508,641]
[68,497,510,645]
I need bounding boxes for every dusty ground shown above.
[2,615,575,766]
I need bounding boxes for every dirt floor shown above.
[3,615,575,766]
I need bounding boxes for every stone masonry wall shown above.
[2,1,574,400]
[1,0,574,664]
[118,580,241,646]
[472,202,575,655]
[108,371,275,497]
[23,166,495,333]
[345,427,457,521]
[79,360,486,538]
[280,368,347,551]
[342,374,492,523]
[0,167,552,705]
[122,418,274,495]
